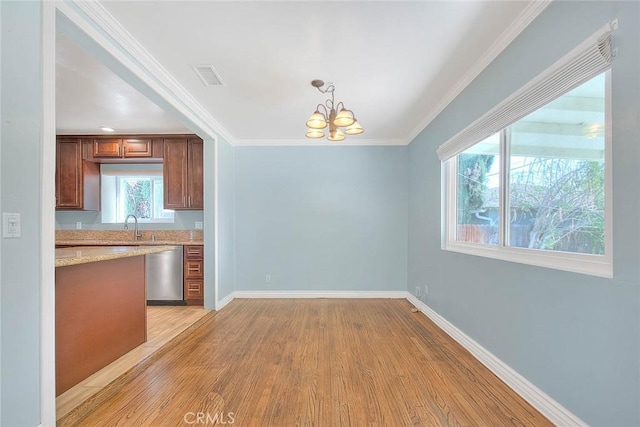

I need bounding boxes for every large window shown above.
[440,23,615,277]
[101,164,174,224]
[445,72,611,277]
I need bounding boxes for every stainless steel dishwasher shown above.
[146,246,184,305]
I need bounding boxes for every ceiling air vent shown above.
[193,65,225,87]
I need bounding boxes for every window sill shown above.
[443,241,613,278]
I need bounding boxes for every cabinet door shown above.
[93,138,122,158]
[184,279,204,305]
[187,138,204,209]
[163,138,188,209]
[123,138,153,158]
[184,245,204,259]
[184,260,204,279]
[56,139,83,208]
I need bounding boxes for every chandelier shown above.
[305,79,364,141]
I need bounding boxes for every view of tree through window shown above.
[100,165,174,224]
[457,134,499,245]
[508,157,604,254]
[114,176,173,223]
[454,73,606,256]
[123,178,152,219]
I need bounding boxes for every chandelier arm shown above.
[315,103,329,119]
[335,102,356,115]
[316,83,335,95]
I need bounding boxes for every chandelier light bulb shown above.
[345,120,364,135]
[305,128,324,138]
[328,128,345,142]
[334,108,355,127]
[306,111,327,129]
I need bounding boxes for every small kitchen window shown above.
[101,164,174,223]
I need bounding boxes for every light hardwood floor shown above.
[56,305,211,419]
[59,299,551,426]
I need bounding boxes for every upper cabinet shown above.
[187,138,204,209]
[91,137,163,161]
[163,137,203,210]
[55,134,203,212]
[55,137,100,211]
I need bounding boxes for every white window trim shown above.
[115,176,173,223]
[100,167,175,224]
[442,72,613,279]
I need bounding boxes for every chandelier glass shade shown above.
[305,80,363,141]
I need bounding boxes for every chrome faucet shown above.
[124,214,143,241]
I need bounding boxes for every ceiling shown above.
[56,1,536,144]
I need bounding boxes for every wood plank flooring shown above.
[61,299,552,426]
[56,306,211,419]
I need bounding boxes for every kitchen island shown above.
[55,246,172,396]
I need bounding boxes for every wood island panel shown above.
[55,255,147,396]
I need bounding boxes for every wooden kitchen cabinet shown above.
[187,139,204,209]
[56,137,100,210]
[124,138,154,158]
[92,137,160,160]
[184,245,204,305]
[163,137,203,210]
[93,138,122,158]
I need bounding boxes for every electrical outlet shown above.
[195,221,203,230]
[265,274,271,283]
[423,285,429,297]
[415,286,421,298]
[76,221,82,230]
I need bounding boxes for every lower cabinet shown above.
[184,245,204,305]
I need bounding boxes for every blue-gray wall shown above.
[216,139,235,301]
[408,2,640,426]
[1,2,42,425]
[234,146,408,292]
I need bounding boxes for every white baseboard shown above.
[215,292,235,311]
[233,290,408,299]
[406,295,586,427]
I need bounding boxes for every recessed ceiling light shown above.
[99,126,115,132]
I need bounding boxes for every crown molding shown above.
[67,0,235,143]
[405,0,552,144]
[233,138,407,147]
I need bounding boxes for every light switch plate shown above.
[3,213,21,238]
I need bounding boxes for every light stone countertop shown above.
[55,245,175,268]
[56,239,204,246]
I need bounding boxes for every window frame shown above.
[100,166,175,224]
[443,71,613,278]
[114,175,173,223]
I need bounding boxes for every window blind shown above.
[436,21,616,162]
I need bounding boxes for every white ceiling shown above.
[56,33,191,135]
[56,1,535,144]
